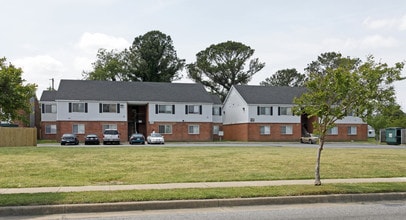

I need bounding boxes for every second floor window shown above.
[279,107,292,116]
[156,105,175,114]
[258,106,272,115]
[42,104,57,113]
[212,106,222,116]
[69,103,87,113]
[100,103,119,113]
[186,105,202,114]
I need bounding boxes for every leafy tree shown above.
[187,41,265,101]
[125,30,185,82]
[0,57,37,124]
[83,49,128,81]
[260,68,306,87]
[367,104,406,139]
[293,52,404,185]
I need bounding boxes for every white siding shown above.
[223,88,249,124]
[148,103,213,123]
[56,101,127,121]
[40,101,57,122]
[248,105,300,123]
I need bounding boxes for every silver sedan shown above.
[147,133,165,144]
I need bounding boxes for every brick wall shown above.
[325,124,368,141]
[148,122,214,141]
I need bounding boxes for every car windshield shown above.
[62,134,74,138]
[87,134,97,138]
[151,133,162,137]
[104,130,118,135]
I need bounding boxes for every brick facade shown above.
[148,122,215,142]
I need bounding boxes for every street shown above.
[5,200,405,220]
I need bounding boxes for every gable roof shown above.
[52,80,214,103]
[39,90,58,101]
[233,85,306,104]
[210,94,222,105]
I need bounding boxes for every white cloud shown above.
[75,32,129,54]
[13,55,65,97]
[363,15,406,31]
[322,35,398,50]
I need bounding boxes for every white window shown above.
[102,104,117,113]
[43,104,57,113]
[69,103,87,113]
[212,107,222,116]
[260,125,271,135]
[281,125,293,134]
[45,125,57,134]
[103,124,117,132]
[158,124,172,134]
[328,126,338,135]
[188,125,200,134]
[347,126,357,135]
[186,105,201,114]
[258,107,272,115]
[73,124,85,134]
[213,125,219,134]
[279,107,292,115]
[157,105,174,114]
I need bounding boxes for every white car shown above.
[103,129,120,145]
[147,133,165,144]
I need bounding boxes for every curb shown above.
[1,192,405,217]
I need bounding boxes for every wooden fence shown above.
[0,127,37,147]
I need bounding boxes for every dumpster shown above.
[385,127,402,145]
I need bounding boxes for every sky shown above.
[1,0,406,110]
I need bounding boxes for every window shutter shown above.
[219,107,222,116]
[41,104,45,113]
[257,106,260,115]
[69,103,72,113]
[172,105,175,114]
[199,105,202,114]
[271,107,273,116]
[278,107,280,115]
[117,103,120,113]
[85,103,88,113]
[99,103,102,113]
[155,104,158,114]
[185,105,188,114]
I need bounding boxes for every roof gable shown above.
[54,80,214,103]
[40,90,58,101]
[233,85,306,104]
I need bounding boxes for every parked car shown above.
[103,129,120,145]
[129,133,145,145]
[147,133,165,144]
[84,134,100,145]
[61,134,79,145]
[300,133,319,144]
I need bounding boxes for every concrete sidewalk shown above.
[1,177,405,194]
[1,177,405,217]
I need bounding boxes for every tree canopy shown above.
[187,41,265,101]
[260,68,306,87]
[293,52,404,185]
[0,57,37,124]
[83,30,185,82]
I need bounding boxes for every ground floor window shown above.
[102,124,117,132]
[73,124,85,134]
[45,124,57,134]
[327,126,338,135]
[260,125,271,135]
[280,125,293,134]
[158,124,172,134]
[347,126,357,135]
[188,125,200,134]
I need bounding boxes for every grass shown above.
[0,146,405,188]
[0,183,405,207]
[0,145,404,206]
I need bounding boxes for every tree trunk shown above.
[314,141,324,186]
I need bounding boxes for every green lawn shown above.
[0,145,405,206]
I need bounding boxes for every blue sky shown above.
[1,0,405,109]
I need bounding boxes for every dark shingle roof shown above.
[210,94,222,105]
[54,80,214,103]
[40,90,58,101]
[233,85,306,104]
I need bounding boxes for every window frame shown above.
[257,106,273,115]
[45,124,57,134]
[102,124,117,132]
[73,124,85,134]
[327,126,338,135]
[188,125,200,134]
[280,125,293,135]
[158,124,172,134]
[260,125,271,135]
[347,126,357,135]
[278,107,292,116]
[43,104,57,113]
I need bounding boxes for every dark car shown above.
[85,134,100,145]
[61,134,79,145]
[129,133,145,145]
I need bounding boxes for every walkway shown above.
[1,177,405,194]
